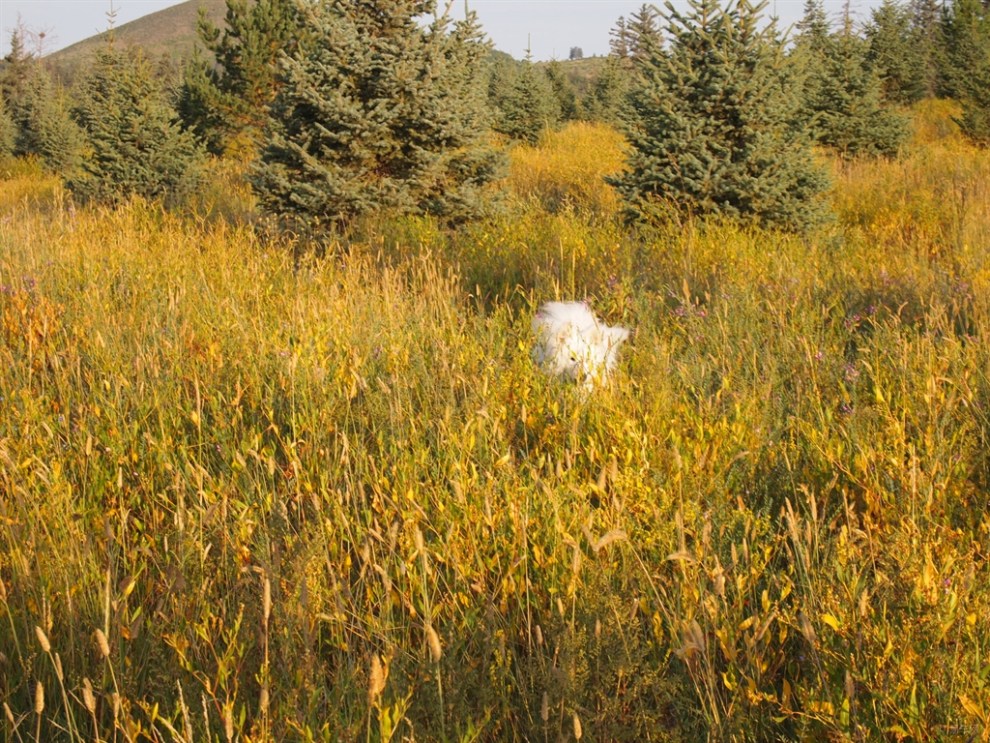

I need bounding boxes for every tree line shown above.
[0,0,988,234]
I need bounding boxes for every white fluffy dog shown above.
[531,301,630,390]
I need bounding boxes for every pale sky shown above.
[0,0,882,61]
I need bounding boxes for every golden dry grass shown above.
[1,112,990,741]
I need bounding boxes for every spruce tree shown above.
[10,73,81,175]
[71,41,204,205]
[627,4,664,60]
[940,0,990,92]
[958,63,990,142]
[789,0,831,132]
[0,28,82,173]
[253,0,503,229]
[176,47,229,156]
[0,29,33,106]
[610,17,632,57]
[812,24,909,156]
[0,98,15,158]
[910,0,944,97]
[545,61,579,121]
[179,0,298,155]
[866,0,925,103]
[581,57,630,124]
[795,0,832,48]
[20,72,82,175]
[792,1,907,157]
[942,0,990,141]
[494,60,560,143]
[611,0,829,231]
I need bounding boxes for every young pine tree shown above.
[792,0,908,157]
[71,41,205,206]
[0,29,82,174]
[494,60,561,143]
[611,0,829,232]
[940,0,990,141]
[910,0,944,98]
[254,0,503,230]
[582,56,630,125]
[866,0,925,103]
[0,98,16,158]
[545,61,579,122]
[816,26,908,156]
[179,0,298,155]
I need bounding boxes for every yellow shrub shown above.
[909,99,964,147]
[507,121,626,221]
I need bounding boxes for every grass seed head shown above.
[263,576,271,624]
[368,654,386,704]
[35,626,50,653]
[95,628,110,658]
[426,624,442,663]
[82,678,96,714]
[34,680,44,714]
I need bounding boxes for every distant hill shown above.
[540,56,606,99]
[47,0,227,79]
[44,0,603,90]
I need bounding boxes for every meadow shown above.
[2,103,990,741]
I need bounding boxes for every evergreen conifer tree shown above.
[627,4,664,60]
[795,0,832,47]
[910,0,944,97]
[940,0,990,93]
[812,25,909,156]
[545,61,579,121]
[958,63,990,142]
[0,28,82,173]
[611,0,829,231]
[792,1,907,157]
[610,16,632,57]
[20,72,82,174]
[866,0,925,103]
[0,29,33,106]
[177,48,229,156]
[0,99,16,157]
[71,41,204,205]
[179,0,298,155]
[941,0,990,140]
[582,57,630,124]
[494,60,560,143]
[253,0,503,229]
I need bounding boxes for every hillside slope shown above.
[48,0,226,76]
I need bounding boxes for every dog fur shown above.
[531,301,630,390]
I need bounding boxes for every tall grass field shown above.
[2,105,990,741]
